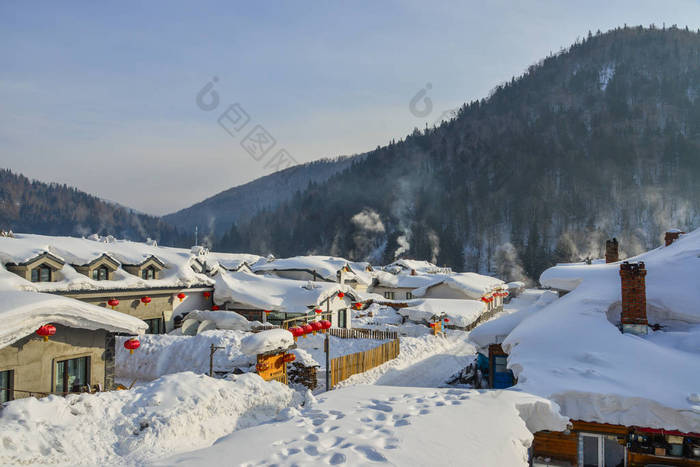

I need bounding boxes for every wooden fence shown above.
[330,338,400,387]
[328,328,398,340]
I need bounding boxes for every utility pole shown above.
[325,300,331,391]
[194,226,198,247]
[209,344,225,377]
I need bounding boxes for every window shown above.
[31,266,52,282]
[92,266,109,281]
[494,355,508,373]
[405,291,413,299]
[141,267,156,280]
[144,318,163,334]
[580,433,625,467]
[384,291,395,300]
[266,311,287,326]
[55,356,89,394]
[0,370,13,403]
[338,308,348,328]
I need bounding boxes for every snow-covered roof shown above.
[0,233,214,292]
[214,269,358,313]
[413,272,505,299]
[383,259,449,274]
[240,329,294,355]
[398,298,487,328]
[502,229,700,432]
[207,252,263,272]
[469,290,558,351]
[0,290,147,349]
[371,270,442,289]
[253,255,373,285]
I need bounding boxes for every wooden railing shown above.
[328,328,398,340]
[330,338,400,387]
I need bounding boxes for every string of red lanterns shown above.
[289,320,331,340]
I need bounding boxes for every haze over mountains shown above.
[3,26,700,280]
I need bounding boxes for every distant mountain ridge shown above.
[162,156,360,238]
[0,169,186,245]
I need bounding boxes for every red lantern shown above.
[264,310,272,315]
[107,299,120,309]
[302,324,313,336]
[337,291,345,299]
[141,296,151,306]
[429,323,435,328]
[203,291,211,298]
[444,318,450,323]
[354,302,362,310]
[177,292,186,302]
[481,297,489,303]
[255,362,268,372]
[289,326,303,340]
[314,308,322,314]
[283,353,296,363]
[320,320,332,330]
[36,324,56,342]
[212,305,220,310]
[311,321,323,333]
[124,338,140,355]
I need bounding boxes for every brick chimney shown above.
[619,261,648,335]
[664,229,684,246]
[605,238,619,263]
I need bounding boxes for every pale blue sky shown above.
[2,1,700,214]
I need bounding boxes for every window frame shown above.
[144,318,163,334]
[0,369,13,403]
[92,266,109,281]
[55,356,90,395]
[31,265,52,282]
[405,291,413,300]
[578,432,627,467]
[384,291,395,300]
[141,266,156,280]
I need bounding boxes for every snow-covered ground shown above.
[0,372,299,466]
[155,385,568,467]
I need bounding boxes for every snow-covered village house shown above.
[0,234,216,334]
[253,256,373,292]
[368,270,438,300]
[474,230,700,466]
[0,291,146,402]
[214,269,357,328]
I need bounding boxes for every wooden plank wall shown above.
[330,339,400,387]
[531,430,578,466]
[328,328,398,340]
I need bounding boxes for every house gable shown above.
[5,252,65,282]
[122,255,165,280]
[72,254,120,281]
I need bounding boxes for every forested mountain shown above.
[217,26,700,280]
[0,170,187,245]
[163,156,359,239]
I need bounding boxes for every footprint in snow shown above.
[354,445,388,462]
[328,452,347,465]
[304,445,320,456]
[367,403,393,412]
